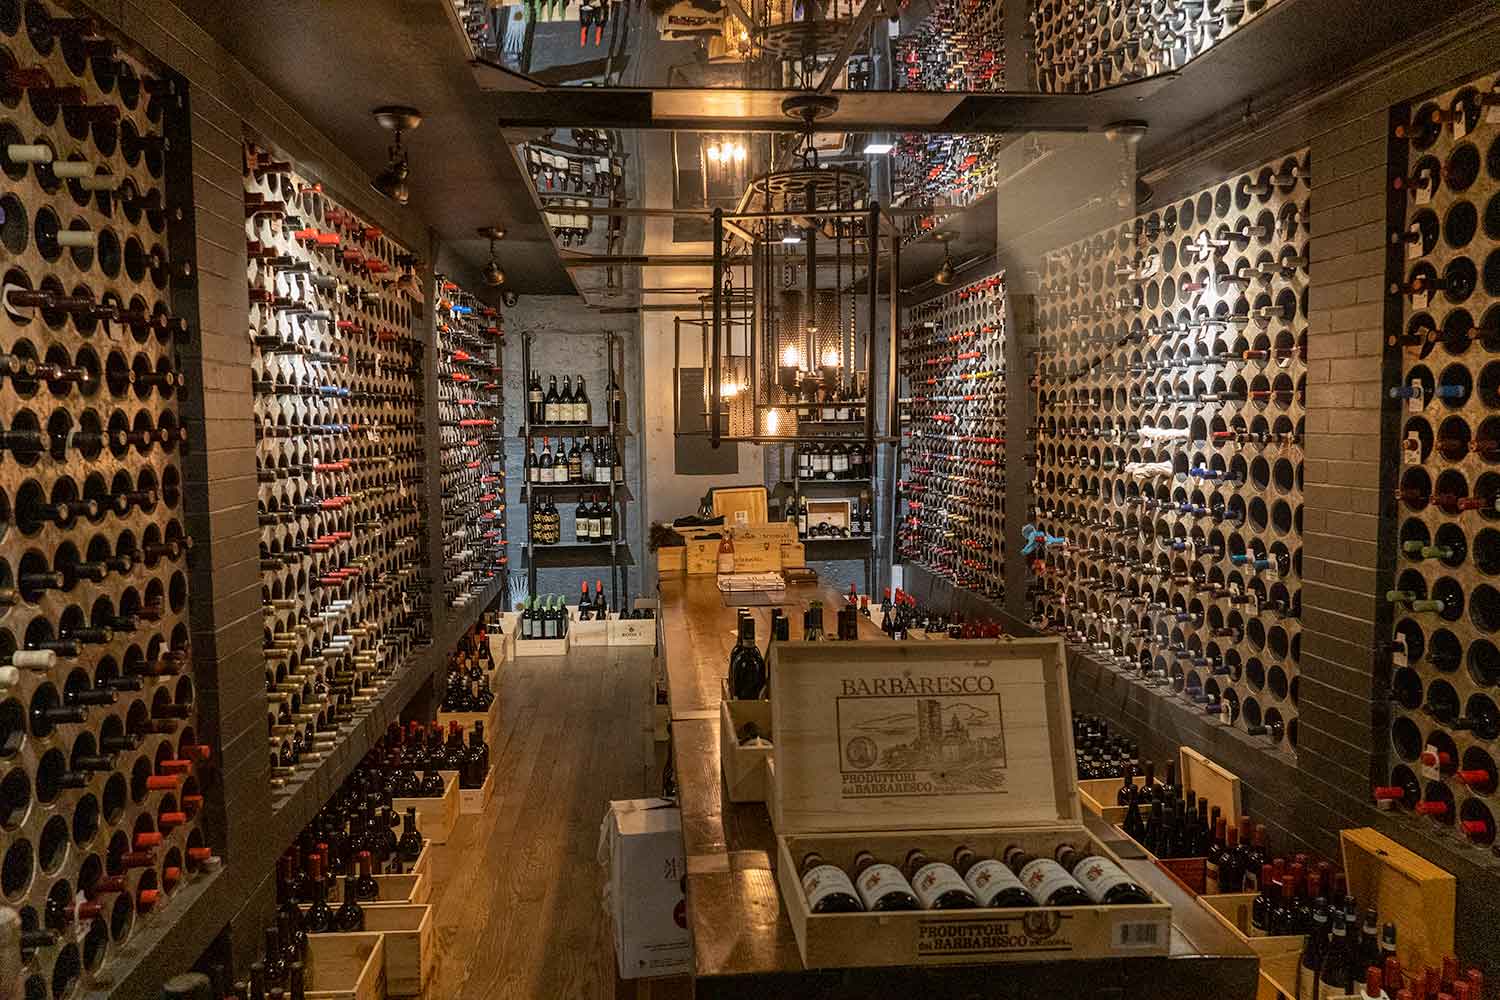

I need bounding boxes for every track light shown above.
[370,106,422,204]
[478,226,506,287]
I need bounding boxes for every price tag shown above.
[1408,380,1425,413]
[1113,919,1168,950]
[1415,169,1432,205]
[1407,224,1423,260]
[1420,743,1442,781]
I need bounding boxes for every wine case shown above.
[767,637,1172,967]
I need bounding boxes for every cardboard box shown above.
[602,799,691,979]
[768,637,1171,968]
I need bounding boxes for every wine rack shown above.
[892,0,1003,94]
[1030,0,1285,94]
[1384,69,1500,851]
[435,274,506,612]
[1030,148,1311,756]
[896,270,1007,602]
[0,2,210,994]
[243,141,432,796]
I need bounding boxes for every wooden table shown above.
[658,575,1260,1000]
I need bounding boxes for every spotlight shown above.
[370,106,422,204]
[478,226,506,287]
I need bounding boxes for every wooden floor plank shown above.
[425,646,656,1000]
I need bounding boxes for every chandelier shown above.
[699,95,899,449]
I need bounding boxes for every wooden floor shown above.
[424,646,660,1000]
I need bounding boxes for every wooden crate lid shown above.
[768,637,1076,834]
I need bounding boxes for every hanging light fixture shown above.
[933,232,956,286]
[478,226,506,286]
[370,106,423,204]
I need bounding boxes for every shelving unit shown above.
[519,329,633,604]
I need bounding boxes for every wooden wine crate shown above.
[568,605,611,645]
[1196,891,1304,1000]
[327,871,429,907]
[457,763,496,814]
[719,679,773,803]
[768,637,1172,968]
[393,773,460,846]
[311,904,434,999]
[686,538,722,575]
[712,485,769,528]
[436,695,501,744]
[656,546,686,574]
[1339,827,1454,977]
[305,932,386,1000]
[487,627,514,667]
[515,633,569,657]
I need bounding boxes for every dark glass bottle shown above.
[354,850,380,901]
[798,851,863,913]
[303,855,335,933]
[952,846,1034,907]
[1003,844,1092,906]
[1054,844,1152,904]
[850,850,920,911]
[333,874,365,931]
[903,848,977,909]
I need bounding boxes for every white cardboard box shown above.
[600,798,690,980]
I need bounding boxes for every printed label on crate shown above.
[834,678,1007,798]
[1111,919,1168,950]
[914,911,1075,958]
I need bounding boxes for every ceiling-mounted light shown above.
[478,226,506,287]
[371,106,422,205]
[933,232,955,286]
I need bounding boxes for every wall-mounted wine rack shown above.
[0,2,208,995]
[896,270,1007,603]
[434,274,506,612]
[1030,0,1285,94]
[243,142,431,798]
[1385,68,1500,852]
[1030,148,1311,756]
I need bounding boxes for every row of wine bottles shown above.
[799,840,1151,914]
[524,435,624,484]
[526,372,623,426]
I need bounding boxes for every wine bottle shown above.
[1003,844,1092,906]
[903,848,977,909]
[799,852,863,913]
[952,845,1034,907]
[850,850,920,911]
[1054,844,1152,903]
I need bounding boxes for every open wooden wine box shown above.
[767,637,1172,968]
[719,677,773,803]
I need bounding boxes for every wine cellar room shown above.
[3,0,1500,999]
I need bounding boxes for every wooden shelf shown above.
[524,542,636,568]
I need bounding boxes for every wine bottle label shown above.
[802,864,859,910]
[854,863,912,910]
[1018,858,1080,903]
[910,861,970,908]
[1070,855,1138,903]
[962,859,1027,907]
